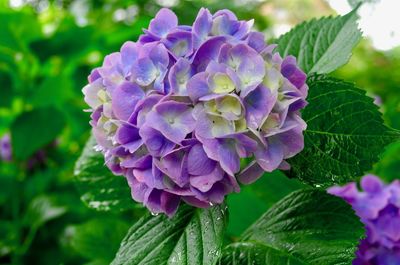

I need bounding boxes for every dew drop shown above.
[151,212,159,216]
[93,145,103,152]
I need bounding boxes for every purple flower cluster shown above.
[83,8,308,216]
[329,175,400,264]
[0,134,12,162]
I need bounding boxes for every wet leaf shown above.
[112,204,227,265]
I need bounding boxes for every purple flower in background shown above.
[0,133,58,171]
[83,8,308,216]
[329,175,400,264]
[0,134,12,161]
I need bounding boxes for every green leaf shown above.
[275,8,361,74]
[0,220,17,257]
[348,0,378,8]
[227,171,305,238]
[30,75,74,108]
[219,189,364,265]
[373,140,400,182]
[74,135,137,212]
[111,204,227,265]
[0,72,13,108]
[287,75,400,186]
[10,107,66,160]
[67,218,129,263]
[24,195,67,228]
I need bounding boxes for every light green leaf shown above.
[74,135,137,212]
[111,204,227,265]
[275,8,361,74]
[219,189,364,265]
[24,195,67,228]
[373,140,400,182]
[30,75,74,108]
[10,107,66,160]
[287,75,400,186]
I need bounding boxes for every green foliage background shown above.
[0,0,399,264]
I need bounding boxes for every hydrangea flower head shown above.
[329,175,400,264]
[83,8,308,216]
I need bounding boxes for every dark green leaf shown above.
[74,135,136,212]
[0,72,13,108]
[227,170,305,237]
[219,242,306,265]
[275,8,361,74]
[10,107,66,160]
[288,75,400,186]
[219,189,364,265]
[111,204,227,265]
[67,218,129,263]
[0,220,17,257]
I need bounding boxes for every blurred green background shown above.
[0,0,399,264]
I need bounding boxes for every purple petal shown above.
[187,144,216,176]
[243,84,277,129]
[193,8,212,49]
[246,31,266,52]
[88,68,101,83]
[138,30,160,44]
[237,161,264,184]
[275,125,305,159]
[83,79,104,110]
[168,58,193,96]
[361,174,384,194]
[120,41,141,74]
[228,133,258,157]
[190,164,224,192]
[98,52,125,89]
[129,94,163,126]
[160,191,180,217]
[218,44,265,96]
[328,183,359,203]
[164,30,193,58]
[148,43,169,68]
[154,146,189,187]
[131,57,157,86]
[281,56,307,89]
[211,13,240,36]
[112,81,145,121]
[213,9,237,20]
[217,138,241,175]
[126,171,149,203]
[182,196,210,208]
[191,36,226,72]
[139,125,176,157]
[148,8,178,38]
[146,101,195,144]
[255,139,284,172]
[192,181,228,204]
[116,124,143,153]
[187,72,211,102]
